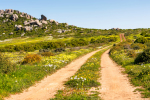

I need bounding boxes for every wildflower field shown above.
[0,30,118,100]
[0,48,94,100]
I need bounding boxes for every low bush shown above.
[39,48,50,52]
[0,53,16,74]
[134,37,148,44]
[90,38,96,43]
[22,54,41,64]
[127,50,136,58]
[126,39,133,43]
[145,42,150,48]
[14,45,24,51]
[41,52,54,57]
[131,43,147,50]
[110,42,131,53]
[134,48,150,64]
[113,44,116,46]
[123,44,131,49]
[54,48,65,52]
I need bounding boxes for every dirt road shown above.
[99,49,149,100]
[5,47,109,100]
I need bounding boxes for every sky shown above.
[0,0,150,29]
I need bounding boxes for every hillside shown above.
[0,9,76,40]
[0,9,145,40]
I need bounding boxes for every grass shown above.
[0,35,116,100]
[50,47,110,100]
[0,48,93,100]
[109,42,150,98]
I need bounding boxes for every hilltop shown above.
[0,9,129,40]
[0,9,148,41]
[0,9,75,40]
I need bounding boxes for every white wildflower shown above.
[74,76,77,79]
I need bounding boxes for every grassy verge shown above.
[0,48,93,100]
[50,47,109,100]
[0,35,118,47]
[109,42,150,98]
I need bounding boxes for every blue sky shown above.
[1,0,150,29]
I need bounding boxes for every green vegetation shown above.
[0,35,117,52]
[134,37,148,44]
[134,48,150,64]
[0,48,93,100]
[50,48,109,100]
[131,43,147,50]
[0,53,16,74]
[22,54,42,64]
[1,9,150,100]
[109,38,150,98]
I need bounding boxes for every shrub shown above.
[78,38,88,46]
[123,44,131,49]
[22,54,41,64]
[127,50,136,58]
[108,37,117,42]
[145,42,150,48]
[110,42,131,54]
[5,45,15,52]
[134,37,148,44]
[134,48,150,64]
[19,50,26,54]
[14,45,24,51]
[54,48,65,52]
[113,44,116,46]
[110,44,122,53]
[41,52,54,57]
[126,39,133,43]
[140,31,147,36]
[23,45,35,52]
[39,48,50,52]
[90,38,96,43]
[131,43,147,50]
[0,53,16,74]
[95,38,109,43]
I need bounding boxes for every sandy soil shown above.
[98,49,149,100]
[5,47,109,100]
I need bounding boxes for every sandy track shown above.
[5,47,109,100]
[99,49,149,100]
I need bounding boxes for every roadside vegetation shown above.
[0,48,93,99]
[109,33,150,98]
[0,34,116,100]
